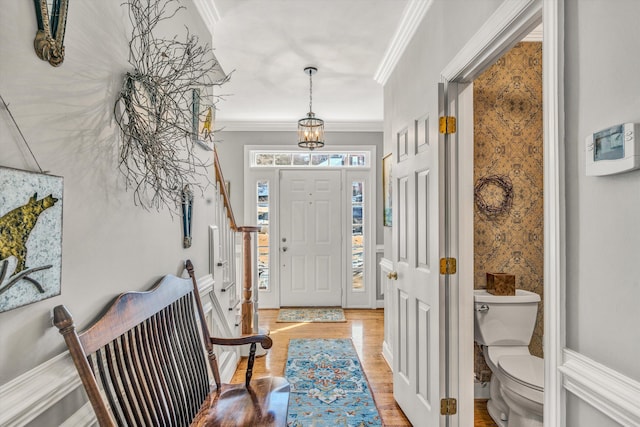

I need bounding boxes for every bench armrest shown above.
[209,334,273,350]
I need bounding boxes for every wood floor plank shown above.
[231,309,495,426]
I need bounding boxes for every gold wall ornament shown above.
[33,0,69,66]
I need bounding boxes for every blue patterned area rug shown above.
[277,308,346,323]
[285,338,382,427]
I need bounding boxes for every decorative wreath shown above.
[474,175,514,218]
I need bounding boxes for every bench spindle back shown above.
[54,275,212,426]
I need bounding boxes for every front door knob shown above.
[387,271,398,280]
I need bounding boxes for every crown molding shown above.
[192,0,221,36]
[522,23,543,42]
[441,0,541,83]
[216,120,383,132]
[374,0,434,85]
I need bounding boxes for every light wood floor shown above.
[231,308,496,426]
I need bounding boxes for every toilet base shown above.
[486,399,507,427]
[486,376,509,427]
[501,385,543,427]
[506,411,543,427]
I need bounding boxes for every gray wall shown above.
[382,0,504,258]
[0,1,215,390]
[215,130,384,243]
[564,0,640,392]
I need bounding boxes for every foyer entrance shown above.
[244,146,377,309]
[279,170,342,306]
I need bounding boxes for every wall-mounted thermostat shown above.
[585,122,640,176]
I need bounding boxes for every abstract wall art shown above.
[0,167,63,312]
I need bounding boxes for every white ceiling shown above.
[207,0,411,131]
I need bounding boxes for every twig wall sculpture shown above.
[114,0,229,212]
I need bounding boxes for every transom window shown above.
[251,151,370,168]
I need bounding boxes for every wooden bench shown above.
[53,260,289,426]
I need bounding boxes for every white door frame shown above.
[440,0,565,426]
[243,145,378,309]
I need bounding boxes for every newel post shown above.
[238,226,261,335]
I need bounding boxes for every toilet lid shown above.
[498,355,544,392]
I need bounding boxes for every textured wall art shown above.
[0,167,63,312]
[114,0,229,212]
[474,42,544,358]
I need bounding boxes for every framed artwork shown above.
[0,167,63,312]
[191,88,215,151]
[383,154,392,227]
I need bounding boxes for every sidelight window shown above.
[257,180,270,290]
[351,181,365,291]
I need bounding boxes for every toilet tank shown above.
[474,289,540,346]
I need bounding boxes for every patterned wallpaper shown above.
[474,42,544,358]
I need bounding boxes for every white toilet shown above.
[474,289,544,427]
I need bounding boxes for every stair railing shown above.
[213,147,260,335]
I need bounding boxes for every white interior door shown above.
[279,170,342,307]
[391,118,440,425]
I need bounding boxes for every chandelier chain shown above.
[309,70,313,114]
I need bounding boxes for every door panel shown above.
[398,176,409,263]
[417,170,430,268]
[280,170,342,307]
[416,301,431,405]
[392,110,440,425]
[397,290,409,378]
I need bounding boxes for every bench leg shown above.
[246,342,257,387]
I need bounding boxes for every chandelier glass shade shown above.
[298,66,324,150]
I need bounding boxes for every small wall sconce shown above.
[33,0,69,66]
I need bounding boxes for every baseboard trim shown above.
[559,348,640,426]
[218,350,240,384]
[382,340,393,370]
[60,402,94,427]
[474,380,491,400]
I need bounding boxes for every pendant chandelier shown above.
[297,66,325,150]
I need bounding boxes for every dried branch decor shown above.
[474,174,514,219]
[114,0,229,211]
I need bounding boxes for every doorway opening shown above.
[433,0,567,424]
[244,146,377,309]
[466,37,544,427]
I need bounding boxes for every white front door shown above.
[392,117,441,424]
[279,170,342,307]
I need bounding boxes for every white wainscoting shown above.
[0,274,240,427]
[0,351,80,427]
[376,244,385,308]
[559,349,640,426]
[379,257,394,369]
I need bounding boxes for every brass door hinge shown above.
[439,257,457,275]
[440,397,457,415]
[439,116,457,134]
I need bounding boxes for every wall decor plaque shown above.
[33,0,70,66]
[0,167,63,312]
